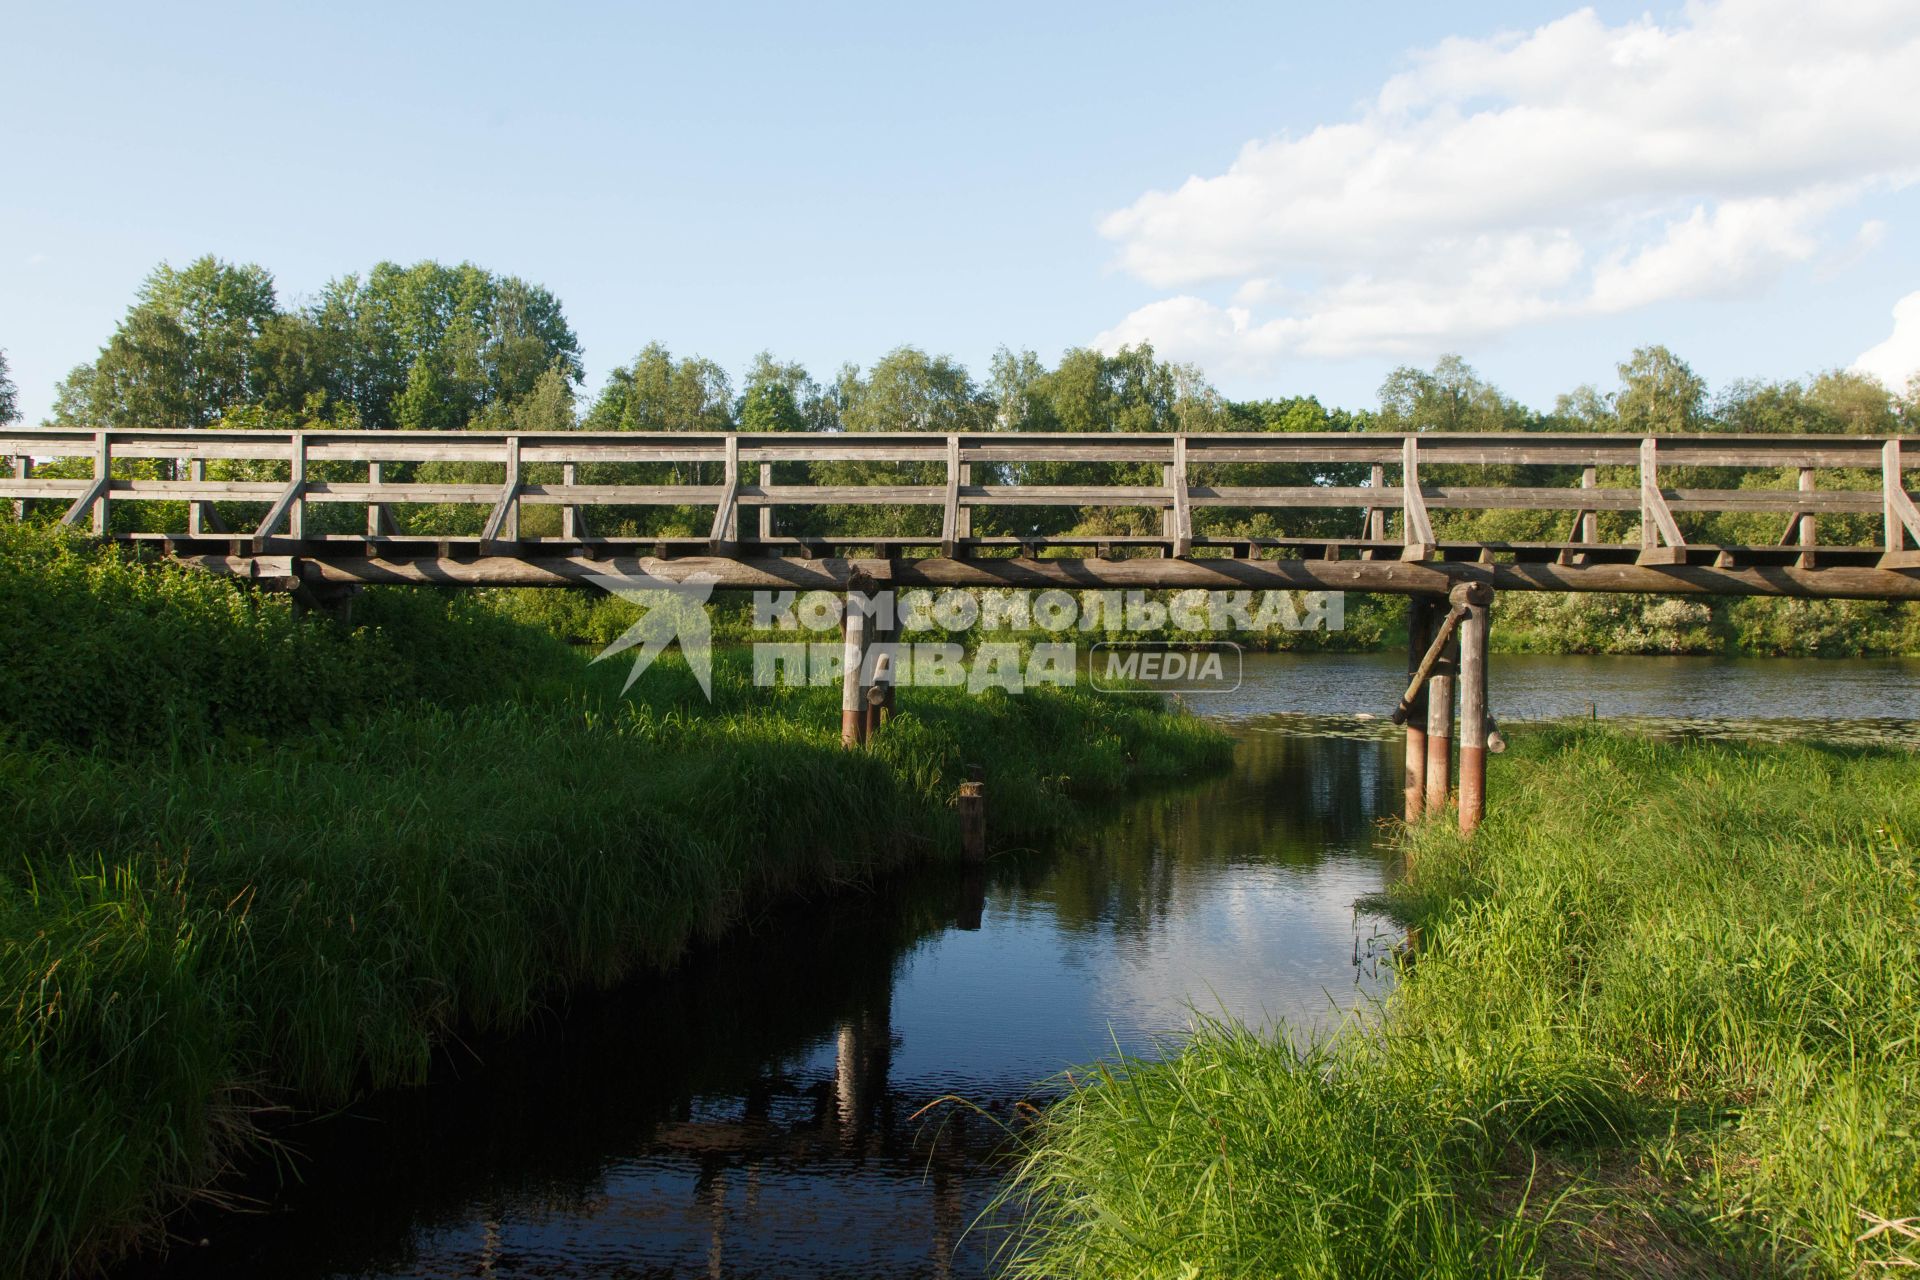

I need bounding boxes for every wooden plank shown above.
[1367,463,1386,541]
[1640,438,1685,549]
[188,458,207,535]
[1400,436,1435,560]
[1885,440,1920,551]
[288,434,307,540]
[941,435,961,558]
[60,433,112,530]
[252,442,308,548]
[1170,435,1192,558]
[756,462,771,541]
[707,437,739,554]
[480,436,523,545]
[266,553,1920,601]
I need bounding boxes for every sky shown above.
[3,0,1919,424]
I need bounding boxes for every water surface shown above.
[134,654,1920,1279]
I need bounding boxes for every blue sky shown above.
[3,0,1918,424]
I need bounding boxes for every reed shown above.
[998,727,1920,1278]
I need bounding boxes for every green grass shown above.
[997,727,1920,1278]
[0,522,1230,1277]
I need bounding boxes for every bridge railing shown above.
[3,427,1917,569]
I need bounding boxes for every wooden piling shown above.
[1424,611,1456,816]
[1403,597,1431,822]
[840,581,871,747]
[1453,581,1493,834]
[958,764,986,863]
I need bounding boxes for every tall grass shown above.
[0,521,1230,1276]
[998,727,1920,1278]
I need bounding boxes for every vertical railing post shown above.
[758,461,773,541]
[1454,582,1493,835]
[1368,463,1386,542]
[287,433,307,541]
[188,457,207,536]
[722,435,739,543]
[368,459,390,537]
[93,431,111,535]
[13,452,31,522]
[561,461,578,541]
[1886,441,1909,553]
[1580,465,1597,543]
[502,435,521,542]
[1403,597,1431,823]
[1798,466,1816,568]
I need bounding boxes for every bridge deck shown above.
[5,427,1918,598]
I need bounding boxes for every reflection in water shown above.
[126,655,1920,1279]
[130,725,1399,1280]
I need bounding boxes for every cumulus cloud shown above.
[1095,0,1920,369]
[1853,291,1920,390]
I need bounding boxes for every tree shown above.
[54,256,282,428]
[738,352,824,433]
[836,346,987,434]
[583,343,734,433]
[309,261,582,431]
[0,349,18,425]
[1613,345,1706,435]
[1377,354,1525,433]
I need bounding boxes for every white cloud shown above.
[1096,0,1920,372]
[1853,290,1920,391]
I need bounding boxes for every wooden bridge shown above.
[4,426,1919,600]
[7,426,1918,836]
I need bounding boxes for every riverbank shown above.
[486,585,1920,659]
[999,727,1920,1277]
[0,523,1230,1278]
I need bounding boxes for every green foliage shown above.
[0,350,18,425]
[0,522,564,751]
[1003,730,1920,1278]
[0,531,1228,1276]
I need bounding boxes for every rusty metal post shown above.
[1404,597,1431,822]
[1424,608,1457,816]
[1454,581,1493,834]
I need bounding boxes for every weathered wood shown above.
[204,553,1920,600]
[1885,440,1920,552]
[9,453,24,521]
[957,769,986,864]
[188,457,207,536]
[1404,598,1431,824]
[61,434,112,530]
[1401,436,1435,560]
[1391,603,1468,725]
[840,586,872,747]
[1798,467,1816,569]
[288,434,307,540]
[1640,437,1685,551]
[1424,623,1456,815]
[1170,435,1192,558]
[480,435,522,546]
[1456,583,1491,835]
[707,436,739,554]
[1580,466,1598,544]
[756,462,772,542]
[941,435,961,558]
[1367,463,1387,542]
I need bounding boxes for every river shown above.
[134,654,1920,1279]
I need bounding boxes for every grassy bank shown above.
[0,523,1230,1277]
[999,728,1919,1278]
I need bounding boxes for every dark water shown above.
[133,655,1920,1280]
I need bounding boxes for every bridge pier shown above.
[1453,582,1494,834]
[1403,598,1432,823]
[1424,616,1457,817]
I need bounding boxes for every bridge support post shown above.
[1403,597,1432,823]
[841,574,878,747]
[1424,605,1457,817]
[1453,582,1493,834]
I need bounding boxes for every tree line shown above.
[2,253,1917,551]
